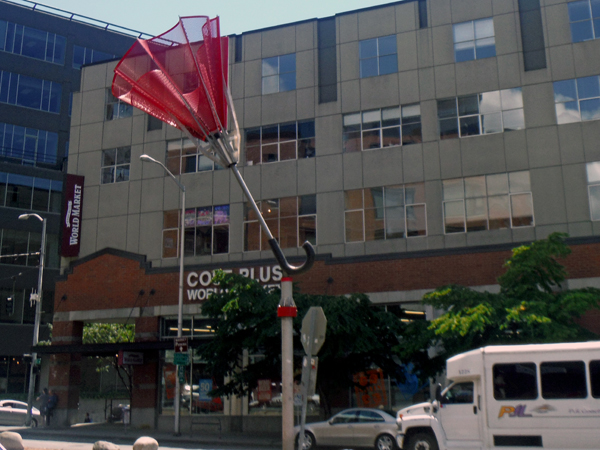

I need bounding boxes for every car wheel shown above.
[375,433,396,450]
[405,432,438,450]
[30,418,38,428]
[296,430,316,450]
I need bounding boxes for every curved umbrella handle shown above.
[268,239,315,276]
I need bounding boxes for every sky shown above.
[19,0,400,37]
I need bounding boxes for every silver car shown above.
[295,408,398,450]
[0,400,40,427]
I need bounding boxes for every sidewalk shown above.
[16,422,282,448]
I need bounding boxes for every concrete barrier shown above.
[92,441,120,450]
[0,431,24,450]
[132,436,158,450]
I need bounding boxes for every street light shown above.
[139,154,185,435]
[18,213,46,427]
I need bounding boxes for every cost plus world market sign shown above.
[186,265,283,301]
[61,174,85,257]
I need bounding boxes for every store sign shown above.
[118,351,143,365]
[354,368,388,408]
[257,379,272,402]
[185,265,283,301]
[61,174,85,257]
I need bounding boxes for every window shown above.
[541,361,587,399]
[101,147,130,184]
[0,19,66,65]
[359,35,398,78]
[105,89,132,120]
[568,0,600,43]
[343,105,421,152]
[443,171,534,234]
[357,410,385,423]
[245,120,315,165]
[590,360,600,398]
[493,363,538,400]
[554,76,600,124]
[586,162,600,220]
[453,18,496,62]
[244,195,316,251]
[0,228,59,268]
[0,173,61,213]
[345,184,426,242]
[442,382,474,404]
[162,206,230,257]
[438,88,524,139]
[72,45,116,69]
[0,71,61,113]
[262,54,296,94]
[166,138,222,174]
[147,115,163,131]
[0,122,58,166]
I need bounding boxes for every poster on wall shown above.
[353,368,388,408]
[61,174,85,257]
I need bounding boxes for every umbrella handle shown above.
[268,239,315,276]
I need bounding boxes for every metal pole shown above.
[278,278,296,450]
[20,215,45,427]
[139,155,185,435]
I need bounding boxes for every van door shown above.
[438,381,482,442]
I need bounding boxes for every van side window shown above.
[493,363,537,400]
[442,382,473,404]
[541,361,587,399]
[590,360,600,398]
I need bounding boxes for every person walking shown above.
[46,389,58,426]
[35,388,49,426]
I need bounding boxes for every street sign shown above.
[301,307,327,356]
[174,337,188,353]
[173,352,189,366]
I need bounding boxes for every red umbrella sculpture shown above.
[112,16,313,447]
[112,16,314,275]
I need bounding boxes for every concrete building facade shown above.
[50,0,600,431]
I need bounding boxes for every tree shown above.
[398,232,600,379]
[199,271,407,415]
[82,323,135,398]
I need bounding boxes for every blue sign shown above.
[198,379,212,401]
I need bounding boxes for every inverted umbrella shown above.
[112,16,314,275]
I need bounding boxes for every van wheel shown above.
[406,433,438,450]
[375,433,397,450]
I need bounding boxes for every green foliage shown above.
[398,233,600,379]
[82,323,135,344]
[199,270,406,413]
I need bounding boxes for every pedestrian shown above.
[46,389,58,426]
[84,412,91,423]
[35,388,48,426]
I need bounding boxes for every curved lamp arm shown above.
[268,239,315,276]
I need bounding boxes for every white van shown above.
[396,342,600,450]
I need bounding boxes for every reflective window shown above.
[101,147,130,184]
[586,162,600,220]
[443,171,533,234]
[568,0,600,43]
[442,382,474,404]
[105,89,132,120]
[438,88,524,139]
[0,228,59,268]
[343,104,421,152]
[0,71,61,113]
[541,361,587,399]
[0,19,66,65]
[493,363,538,400]
[72,45,116,69]
[345,184,426,242]
[590,360,600,398]
[166,138,223,174]
[244,120,315,165]
[244,196,316,251]
[262,54,296,94]
[359,35,398,78]
[162,205,230,257]
[453,18,496,62]
[0,122,58,166]
[554,76,600,124]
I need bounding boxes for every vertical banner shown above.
[61,174,85,257]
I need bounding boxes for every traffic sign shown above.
[301,307,327,356]
[178,365,185,384]
[174,337,188,353]
[173,352,189,366]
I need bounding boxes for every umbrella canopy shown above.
[112,16,229,143]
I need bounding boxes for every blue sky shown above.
[23,0,400,36]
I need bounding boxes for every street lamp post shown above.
[140,154,185,435]
[19,213,46,427]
